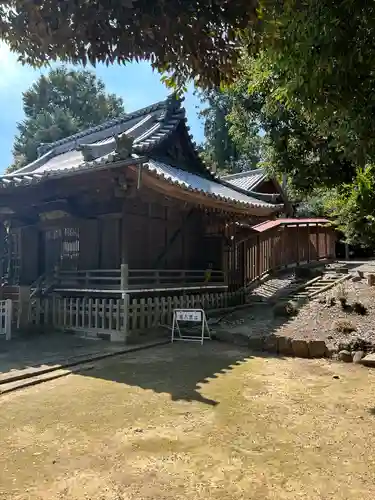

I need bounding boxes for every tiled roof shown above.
[0,96,282,214]
[221,168,267,191]
[144,160,283,212]
[0,94,214,187]
[0,155,144,190]
[0,94,218,190]
[253,218,330,232]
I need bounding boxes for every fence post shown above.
[5,299,12,340]
[120,263,129,291]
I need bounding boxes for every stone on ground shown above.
[277,336,294,356]
[291,339,309,358]
[338,350,352,363]
[352,351,365,364]
[308,340,328,358]
[263,335,278,353]
[359,353,375,367]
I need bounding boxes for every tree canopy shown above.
[0,0,258,88]
[227,59,357,192]
[247,0,375,168]
[9,67,124,172]
[198,89,262,174]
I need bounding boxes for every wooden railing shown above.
[29,288,243,341]
[51,267,226,292]
[227,222,336,291]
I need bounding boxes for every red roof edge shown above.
[252,218,330,233]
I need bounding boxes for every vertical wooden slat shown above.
[101,299,106,329]
[94,298,99,329]
[147,297,153,328]
[44,298,49,326]
[75,298,79,328]
[167,296,172,324]
[153,297,160,326]
[108,299,113,330]
[129,298,136,331]
[139,298,145,330]
[81,298,86,329]
[62,298,67,327]
[88,299,92,329]
[69,298,73,327]
[160,297,166,325]
[115,298,120,330]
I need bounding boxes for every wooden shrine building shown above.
[0,95,334,340]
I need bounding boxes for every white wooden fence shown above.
[29,290,243,341]
[0,299,12,340]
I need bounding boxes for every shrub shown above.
[352,301,368,316]
[332,319,357,334]
[273,300,299,318]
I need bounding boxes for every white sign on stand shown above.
[171,308,211,344]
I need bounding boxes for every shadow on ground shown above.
[81,342,280,406]
[0,332,126,376]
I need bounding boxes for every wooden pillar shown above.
[296,222,300,264]
[324,229,328,258]
[121,202,129,265]
[120,263,129,291]
[316,223,320,259]
[256,234,261,278]
[307,223,311,262]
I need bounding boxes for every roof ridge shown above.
[37,93,181,157]
[221,167,265,179]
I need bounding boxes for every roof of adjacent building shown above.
[0,95,284,213]
[221,168,267,192]
[145,160,283,211]
[253,218,330,232]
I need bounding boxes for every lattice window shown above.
[44,227,80,272]
[61,227,80,268]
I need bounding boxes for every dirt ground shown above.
[276,278,375,348]
[216,265,375,351]
[1,343,375,500]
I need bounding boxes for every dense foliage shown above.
[227,57,357,191]
[0,0,258,88]
[9,67,124,172]
[326,168,375,248]
[247,0,375,167]
[198,89,262,174]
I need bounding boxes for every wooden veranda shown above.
[26,218,335,341]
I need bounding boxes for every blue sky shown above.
[0,43,205,173]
